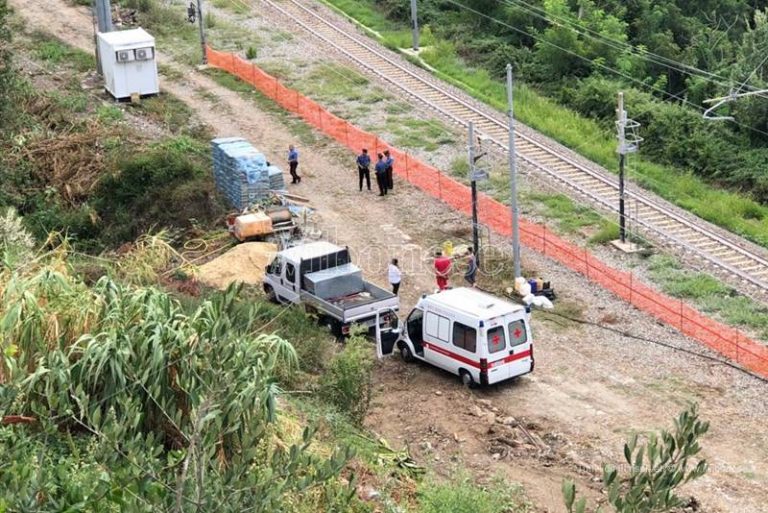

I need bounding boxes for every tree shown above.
[563,404,709,513]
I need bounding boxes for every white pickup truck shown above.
[262,241,400,335]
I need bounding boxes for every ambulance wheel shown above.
[264,285,279,304]
[399,343,415,363]
[459,370,475,388]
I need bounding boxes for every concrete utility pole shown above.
[410,0,419,52]
[92,0,112,75]
[615,92,641,245]
[468,122,480,259]
[506,64,521,279]
[617,92,627,244]
[94,0,113,33]
[196,0,208,65]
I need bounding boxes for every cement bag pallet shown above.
[211,137,273,210]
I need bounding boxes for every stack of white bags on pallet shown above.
[211,137,286,210]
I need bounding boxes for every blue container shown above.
[528,278,538,294]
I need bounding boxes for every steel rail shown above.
[261,0,768,292]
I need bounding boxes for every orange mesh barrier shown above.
[207,46,768,378]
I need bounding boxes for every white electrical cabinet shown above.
[97,28,159,100]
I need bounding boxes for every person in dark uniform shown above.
[464,247,478,287]
[288,144,300,184]
[383,149,394,190]
[356,148,371,191]
[375,153,388,196]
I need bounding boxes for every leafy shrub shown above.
[0,272,355,512]
[319,334,374,424]
[93,136,224,246]
[564,404,708,513]
[419,474,529,513]
[246,45,258,60]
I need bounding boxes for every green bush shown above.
[319,334,374,424]
[0,271,355,512]
[564,404,708,513]
[419,474,529,513]
[588,220,620,244]
[93,136,223,246]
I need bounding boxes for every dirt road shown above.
[12,1,768,511]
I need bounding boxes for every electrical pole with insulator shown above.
[615,92,641,245]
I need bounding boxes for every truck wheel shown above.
[327,319,343,338]
[399,343,415,363]
[263,285,280,304]
[460,370,475,388]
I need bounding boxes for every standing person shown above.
[464,247,478,287]
[356,148,371,192]
[288,144,301,184]
[383,149,394,191]
[434,250,452,291]
[388,258,402,295]
[375,153,388,196]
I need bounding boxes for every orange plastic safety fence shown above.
[206,46,768,378]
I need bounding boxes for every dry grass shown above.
[17,122,109,205]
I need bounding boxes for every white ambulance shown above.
[376,288,534,386]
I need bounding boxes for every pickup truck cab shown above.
[263,241,399,335]
[376,288,533,386]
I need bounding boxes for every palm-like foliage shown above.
[0,263,353,512]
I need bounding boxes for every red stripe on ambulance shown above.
[422,343,531,369]
[488,349,532,368]
[422,342,482,368]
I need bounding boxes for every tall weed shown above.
[319,334,374,424]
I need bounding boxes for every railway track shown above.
[262,0,768,294]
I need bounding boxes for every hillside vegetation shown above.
[0,3,224,252]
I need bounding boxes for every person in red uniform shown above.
[433,251,452,291]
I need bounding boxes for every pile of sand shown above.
[198,242,277,290]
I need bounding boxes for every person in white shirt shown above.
[388,258,402,295]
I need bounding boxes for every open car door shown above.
[375,308,400,359]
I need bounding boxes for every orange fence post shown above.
[344,122,350,148]
[584,248,589,280]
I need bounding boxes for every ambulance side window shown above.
[452,322,476,353]
[487,326,506,354]
[508,320,528,347]
[425,312,450,343]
